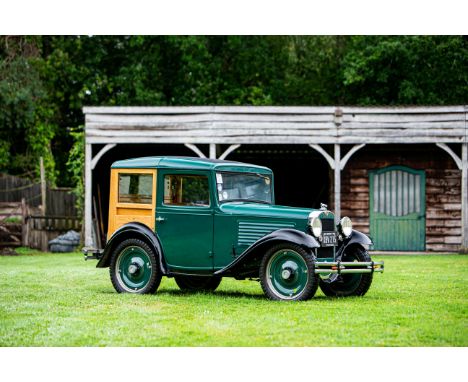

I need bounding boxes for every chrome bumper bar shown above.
[314,261,384,274]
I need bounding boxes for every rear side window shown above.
[164,174,210,207]
[118,173,153,204]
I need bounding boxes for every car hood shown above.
[219,202,314,221]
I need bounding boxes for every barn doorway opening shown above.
[227,144,330,209]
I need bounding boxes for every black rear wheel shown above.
[319,246,373,297]
[109,238,162,294]
[174,275,222,292]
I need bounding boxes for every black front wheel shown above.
[319,246,373,297]
[174,275,222,292]
[259,243,319,301]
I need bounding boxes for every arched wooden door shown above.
[369,165,426,251]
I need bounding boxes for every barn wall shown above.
[337,144,461,252]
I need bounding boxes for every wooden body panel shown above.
[107,168,157,239]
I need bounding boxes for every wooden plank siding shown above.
[84,106,466,145]
[337,145,461,252]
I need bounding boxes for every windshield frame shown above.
[215,170,274,205]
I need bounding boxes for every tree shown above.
[341,36,468,105]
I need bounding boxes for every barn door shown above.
[369,166,425,251]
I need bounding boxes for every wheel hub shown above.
[281,268,293,280]
[116,246,153,292]
[128,263,140,276]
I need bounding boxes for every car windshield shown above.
[216,172,272,204]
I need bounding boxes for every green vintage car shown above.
[84,156,383,301]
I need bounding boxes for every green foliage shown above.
[0,36,57,182]
[342,36,468,105]
[66,128,84,217]
[0,252,467,346]
[1,35,467,203]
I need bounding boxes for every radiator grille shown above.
[321,218,335,232]
[237,221,295,246]
[317,246,335,259]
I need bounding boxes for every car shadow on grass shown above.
[95,287,265,300]
[95,288,380,301]
[156,289,266,300]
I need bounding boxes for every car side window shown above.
[163,174,210,207]
[118,173,153,204]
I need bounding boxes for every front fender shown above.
[336,229,373,258]
[214,228,319,276]
[97,222,167,274]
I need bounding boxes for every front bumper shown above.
[314,261,384,274]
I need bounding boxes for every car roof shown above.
[111,156,273,174]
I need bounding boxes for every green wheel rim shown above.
[116,246,153,292]
[266,249,309,300]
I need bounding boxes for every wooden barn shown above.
[83,106,467,253]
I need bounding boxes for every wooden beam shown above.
[309,144,335,169]
[462,143,468,251]
[40,157,46,215]
[436,143,462,170]
[83,105,465,115]
[184,143,206,158]
[209,143,217,159]
[340,144,366,170]
[85,143,93,247]
[83,106,338,114]
[334,144,341,224]
[91,143,116,170]
[87,136,466,145]
[219,144,241,160]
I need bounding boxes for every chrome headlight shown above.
[340,216,352,238]
[309,216,322,238]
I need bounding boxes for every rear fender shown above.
[214,228,319,276]
[97,222,167,274]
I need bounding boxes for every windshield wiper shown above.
[220,199,271,205]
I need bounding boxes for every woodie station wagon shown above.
[84,156,384,301]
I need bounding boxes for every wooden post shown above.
[334,144,341,224]
[85,143,93,247]
[21,197,28,247]
[209,144,217,159]
[40,157,46,215]
[462,143,468,252]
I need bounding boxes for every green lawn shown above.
[0,249,466,346]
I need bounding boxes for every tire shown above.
[109,238,162,294]
[319,246,373,297]
[174,275,222,292]
[259,242,319,301]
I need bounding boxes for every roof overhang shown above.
[84,105,467,145]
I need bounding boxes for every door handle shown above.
[156,216,166,222]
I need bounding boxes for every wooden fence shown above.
[0,174,82,251]
[0,173,78,216]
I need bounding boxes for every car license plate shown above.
[322,232,337,247]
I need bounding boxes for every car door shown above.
[155,170,214,273]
